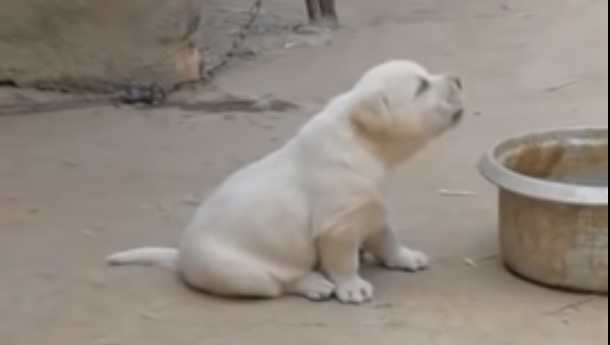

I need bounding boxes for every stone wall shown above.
[0,0,203,92]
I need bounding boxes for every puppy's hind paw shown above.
[287,272,336,301]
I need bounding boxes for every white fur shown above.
[107,60,465,304]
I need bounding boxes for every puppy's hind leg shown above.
[181,252,284,299]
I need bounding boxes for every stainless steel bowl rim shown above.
[479,126,608,206]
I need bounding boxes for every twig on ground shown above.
[547,296,597,315]
[545,79,579,93]
[438,189,479,197]
[464,254,499,267]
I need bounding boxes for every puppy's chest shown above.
[311,196,385,237]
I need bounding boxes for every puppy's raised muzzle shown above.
[448,75,464,125]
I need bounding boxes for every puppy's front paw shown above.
[335,276,374,305]
[383,247,429,272]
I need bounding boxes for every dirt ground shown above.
[0,0,607,344]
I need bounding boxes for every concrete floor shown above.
[0,0,607,344]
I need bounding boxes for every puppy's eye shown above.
[416,77,431,97]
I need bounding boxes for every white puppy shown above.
[107,60,464,304]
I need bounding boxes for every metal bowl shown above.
[479,127,608,293]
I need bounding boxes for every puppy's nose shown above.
[453,109,464,123]
[450,76,463,90]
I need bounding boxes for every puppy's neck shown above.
[352,123,429,169]
[295,95,391,183]
[296,94,430,183]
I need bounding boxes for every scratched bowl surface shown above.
[479,127,608,293]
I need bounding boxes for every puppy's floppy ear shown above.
[350,91,394,137]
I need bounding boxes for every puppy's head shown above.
[350,60,464,145]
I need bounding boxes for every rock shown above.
[0,0,203,92]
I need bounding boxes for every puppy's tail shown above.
[106,247,178,271]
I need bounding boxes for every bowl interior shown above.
[495,128,608,188]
